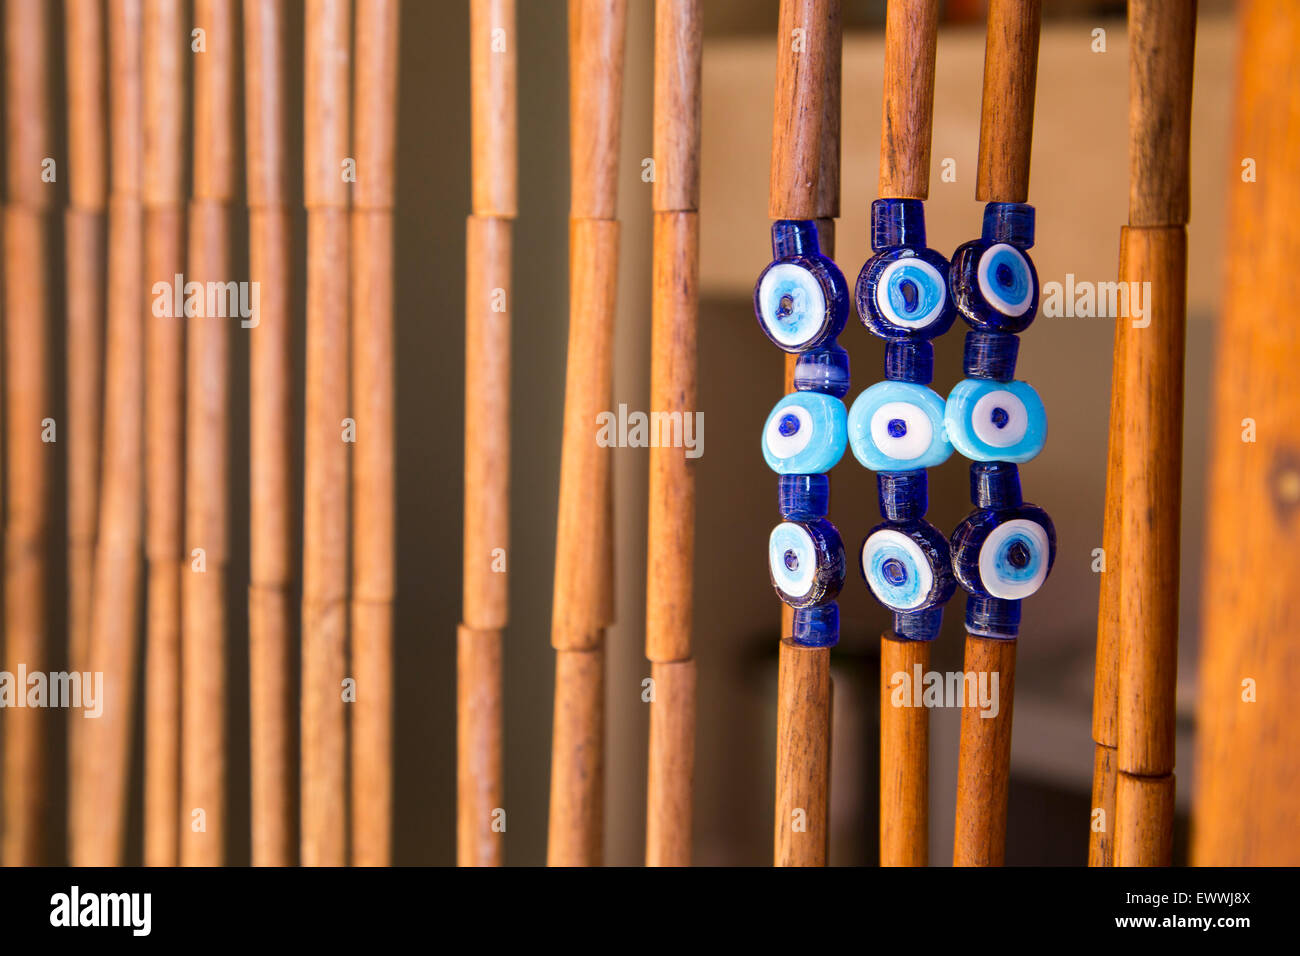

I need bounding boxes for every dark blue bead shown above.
[950,502,1056,601]
[860,517,956,613]
[885,338,934,384]
[856,245,957,341]
[970,462,1022,508]
[769,517,846,608]
[791,602,839,648]
[949,238,1039,334]
[779,473,829,519]
[962,330,1019,381]
[871,198,927,250]
[878,470,927,521]
[894,606,944,641]
[981,202,1035,248]
[965,594,1022,639]
[793,341,851,397]
[755,221,851,353]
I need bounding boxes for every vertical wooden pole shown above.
[73,0,144,866]
[63,0,108,854]
[644,0,701,868]
[952,0,1040,868]
[301,0,351,867]
[142,0,187,868]
[1096,0,1195,868]
[548,0,627,867]
[769,0,840,869]
[245,0,296,867]
[350,0,399,867]
[2,0,54,865]
[460,0,515,868]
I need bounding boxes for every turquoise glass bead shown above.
[762,391,848,475]
[846,380,952,472]
[944,378,1046,463]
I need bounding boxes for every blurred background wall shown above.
[3,0,1237,865]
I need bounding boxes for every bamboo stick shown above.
[952,0,1040,868]
[301,0,351,867]
[1096,0,1195,868]
[876,0,940,869]
[350,0,400,867]
[180,0,238,868]
[73,0,144,866]
[644,0,701,868]
[142,0,187,868]
[63,0,108,851]
[245,0,296,867]
[546,0,626,868]
[769,0,840,869]
[1191,0,1300,866]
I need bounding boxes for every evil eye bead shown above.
[856,248,957,340]
[769,519,846,608]
[762,391,848,475]
[847,380,951,471]
[859,521,955,612]
[950,240,1039,333]
[754,257,849,353]
[951,505,1057,600]
[944,378,1046,463]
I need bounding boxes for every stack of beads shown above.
[945,202,1056,636]
[754,220,850,647]
[846,199,958,640]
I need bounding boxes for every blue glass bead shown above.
[878,470,928,521]
[762,391,848,475]
[949,238,1039,333]
[769,518,846,608]
[871,198,928,249]
[962,330,1019,382]
[885,339,934,385]
[965,594,1022,640]
[857,247,956,340]
[791,602,839,648]
[982,202,1035,248]
[793,341,851,397]
[970,462,1022,509]
[754,220,850,353]
[950,503,1056,601]
[779,473,829,519]
[847,380,951,471]
[859,518,955,613]
[944,378,1046,463]
[894,606,944,642]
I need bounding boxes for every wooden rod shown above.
[1115,771,1175,866]
[301,0,351,866]
[952,636,1016,867]
[650,0,700,214]
[645,658,696,866]
[774,640,830,866]
[141,0,186,869]
[470,0,516,218]
[457,625,504,866]
[244,0,295,867]
[548,0,626,866]
[880,636,929,866]
[73,0,144,866]
[974,0,1041,204]
[63,0,109,853]
[878,0,938,199]
[1192,0,1300,867]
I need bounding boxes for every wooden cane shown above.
[302,0,351,867]
[951,0,1040,868]
[72,0,144,866]
[1105,0,1196,868]
[2,0,54,866]
[875,0,940,869]
[245,0,296,867]
[351,0,400,867]
[142,0,187,868]
[63,0,108,854]
[179,0,238,867]
[644,0,701,869]
[769,0,840,869]
[1191,0,1300,867]
[460,0,515,867]
[547,0,627,867]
